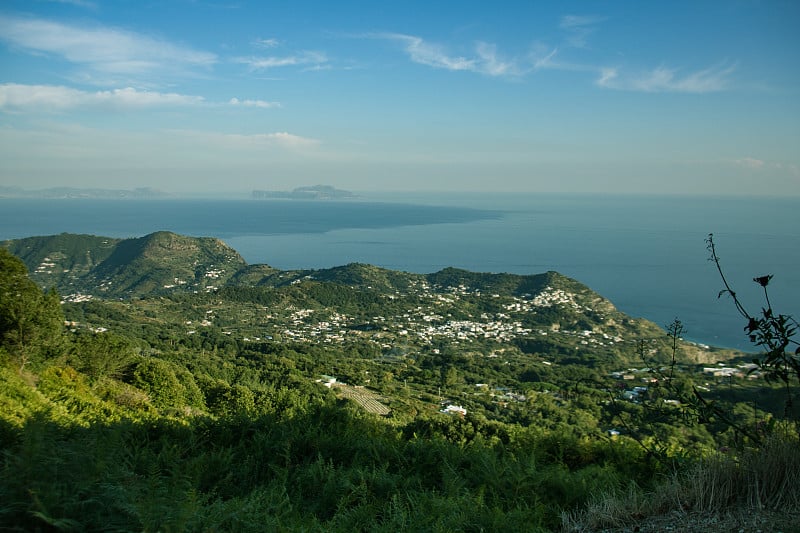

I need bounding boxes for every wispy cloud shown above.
[229,97,281,109]
[235,51,328,70]
[560,15,605,28]
[0,15,216,78]
[178,130,320,150]
[0,83,204,112]
[556,14,735,94]
[475,42,518,76]
[0,83,288,113]
[559,15,606,48]
[371,33,531,77]
[733,157,799,177]
[367,21,736,94]
[248,131,319,149]
[381,33,476,71]
[529,45,559,70]
[254,37,280,49]
[596,63,736,93]
[734,157,765,169]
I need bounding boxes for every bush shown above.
[130,358,190,411]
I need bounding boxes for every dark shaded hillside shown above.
[227,263,282,285]
[2,233,121,292]
[3,232,247,298]
[427,267,554,295]
[312,262,421,292]
[88,231,247,296]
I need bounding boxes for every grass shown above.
[562,425,800,532]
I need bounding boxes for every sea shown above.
[1,193,797,351]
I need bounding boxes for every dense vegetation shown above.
[1,235,798,531]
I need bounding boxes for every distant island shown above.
[0,186,168,199]
[252,185,357,200]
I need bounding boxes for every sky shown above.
[0,0,798,196]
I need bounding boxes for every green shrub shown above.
[130,358,187,411]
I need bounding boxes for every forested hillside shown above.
[1,236,798,532]
[3,232,246,298]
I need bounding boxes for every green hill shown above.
[2,233,121,292]
[311,262,419,293]
[89,231,246,296]
[3,231,247,298]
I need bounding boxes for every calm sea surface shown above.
[1,193,797,350]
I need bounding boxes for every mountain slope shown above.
[3,232,247,298]
[89,231,246,296]
[2,233,121,293]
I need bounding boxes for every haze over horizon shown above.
[0,1,798,196]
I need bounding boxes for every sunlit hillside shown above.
[2,236,798,531]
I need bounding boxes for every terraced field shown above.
[333,384,391,416]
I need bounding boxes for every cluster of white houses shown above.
[228,282,628,354]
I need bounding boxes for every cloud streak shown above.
[229,97,281,109]
[0,84,288,113]
[0,15,216,77]
[0,84,204,112]
[176,130,320,150]
[235,51,328,70]
[733,157,799,176]
[254,37,280,48]
[735,157,765,169]
[371,33,533,77]
[559,14,606,48]
[368,23,736,94]
[596,63,736,93]
[382,33,476,72]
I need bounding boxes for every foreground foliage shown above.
[1,242,798,531]
[1,363,658,531]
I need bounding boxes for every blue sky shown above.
[0,0,798,195]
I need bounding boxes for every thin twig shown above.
[706,234,751,320]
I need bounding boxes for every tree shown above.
[0,248,64,371]
[131,358,187,410]
[441,365,459,389]
[70,331,137,381]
